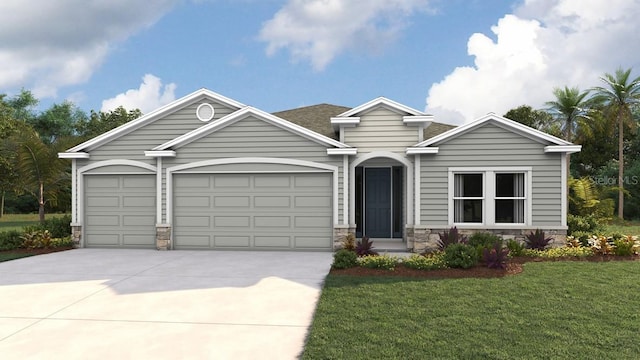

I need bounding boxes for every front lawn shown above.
[0,252,36,262]
[303,261,640,359]
[0,213,68,232]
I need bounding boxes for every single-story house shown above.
[58,89,581,252]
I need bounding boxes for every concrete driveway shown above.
[0,249,333,359]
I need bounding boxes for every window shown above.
[449,168,530,226]
[453,173,483,223]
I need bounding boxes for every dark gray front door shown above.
[364,168,391,238]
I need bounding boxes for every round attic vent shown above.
[196,103,215,121]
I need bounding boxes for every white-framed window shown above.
[448,167,532,226]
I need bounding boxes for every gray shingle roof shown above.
[272,103,456,142]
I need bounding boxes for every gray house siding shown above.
[420,123,562,226]
[165,116,344,222]
[343,108,420,154]
[85,100,237,162]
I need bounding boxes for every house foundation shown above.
[156,224,171,250]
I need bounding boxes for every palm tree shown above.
[13,128,70,223]
[545,86,592,143]
[592,67,640,220]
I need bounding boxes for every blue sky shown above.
[1,0,639,124]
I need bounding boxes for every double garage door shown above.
[173,173,332,250]
[84,173,333,250]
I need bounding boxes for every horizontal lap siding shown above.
[169,116,343,221]
[421,123,562,226]
[343,108,419,154]
[87,101,236,162]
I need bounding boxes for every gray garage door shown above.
[84,175,156,248]
[173,173,332,250]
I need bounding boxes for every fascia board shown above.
[337,97,424,117]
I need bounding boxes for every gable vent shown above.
[196,103,215,121]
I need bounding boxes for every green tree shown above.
[30,101,87,144]
[12,128,71,223]
[76,106,142,139]
[545,86,592,143]
[592,67,640,220]
[503,105,559,135]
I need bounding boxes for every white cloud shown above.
[0,0,178,98]
[101,74,176,113]
[259,0,434,71]
[426,0,640,124]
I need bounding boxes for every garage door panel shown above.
[295,196,330,207]
[254,196,290,208]
[176,216,210,227]
[214,176,249,188]
[87,234,120,246]
[87,215,119,226]
[174,173,332,250]
[214,235,250,247]
[176,176,210,189]
[214,196,250,207]
[176,196,210,207]
[214,216,250,227]
[295,216,330,228]
[84,174,156,248]
[255,236,290,247]
[254,175,290,188]
[254,216,290,228]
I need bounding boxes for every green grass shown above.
[0,213,66,232]
[0,252,35,262]
[604,220,640,236]
[303,261,640,359]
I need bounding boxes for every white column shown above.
[71,159,77,223]
[561,153,567,227]
[343,155,349,225]
[156,157,163,224]
[414,154,421,225]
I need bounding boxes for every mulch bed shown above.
[330,255,640,279]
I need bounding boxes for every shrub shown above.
[21,230,54,249]
[23,214,72,239]
[483,242,510,269]
[341,233,356,251]
[355,236,378,256]
[332,249,358,269]
[569,231,592,247]
[358,254,399,270]
[443,243,478,269]
[613,236,638,256]
[567,214,604,235]
[402,253,447,270]
[524,229,553,250]
[437,226,468,250]
[0,230,23,251]
[51,236,74,248]
[506,239,526,257]
[468,232,502,257]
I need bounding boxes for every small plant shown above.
[522,246,594,258]
[355,236,378,256]
[483,241,510,269]
[443,243,478,269]
[524,229,553,250]
[468,232,502,257]
[613,236,638,256]
[437,226,468,250]
[402,253,448,270]
[20,230,56,249]
[332,249,358,269]
[506,239,526,257]
[341,233,356,251]
[592,235,614,255]
[358,254,399,270]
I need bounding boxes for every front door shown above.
[364,168,392,238]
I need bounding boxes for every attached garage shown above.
[172,173,332,250]
[84,175,156,248]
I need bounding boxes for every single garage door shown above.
[173,173,332,250]
[84,175,156,248]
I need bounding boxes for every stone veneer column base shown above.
[333,224,357,250]
[70,223,82,248]
[156,224,171,251]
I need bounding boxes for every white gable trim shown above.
[66,88,246,153]
[416,113,573,147]
[327,148,357,155]
[58,152,90,159]
[544,145,582,154]
[338,97,424,117]
[78,159,157,174]
[154,106,349,150]
[406,147,439,155]
[144,150,177,157]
